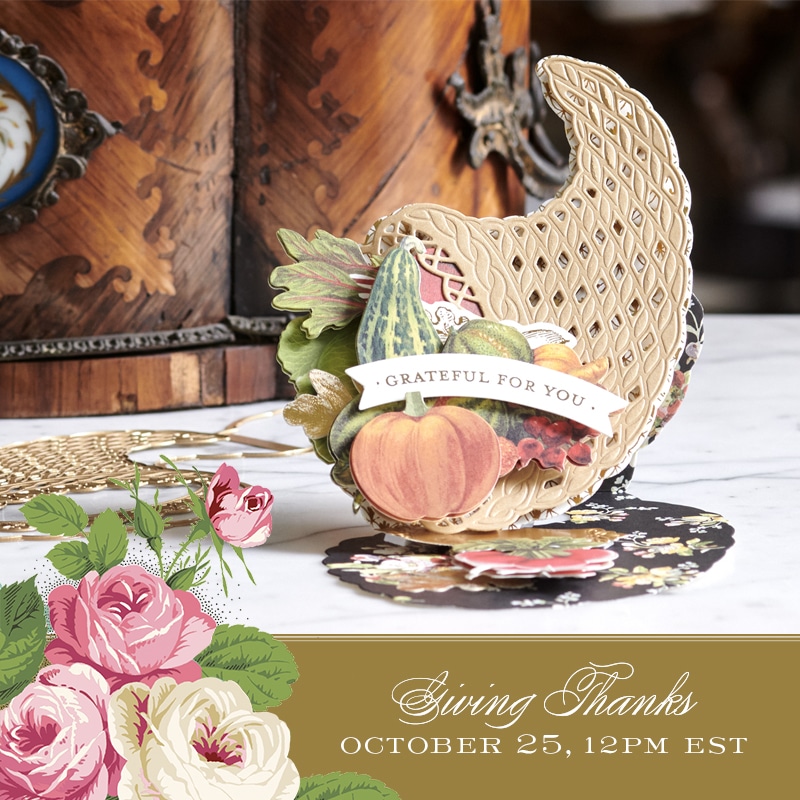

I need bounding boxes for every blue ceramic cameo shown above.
[0,30,116,233]
[0,54,60,212]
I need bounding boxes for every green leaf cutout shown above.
[196,624,298,710]
[87,509,128,575]
[277,316,360,395]
[271,229,376,338]
[21,495,88,537]
[296,773,401,800]
[0,577,47,705]
[46,541,95,581]
[311,436,334,464]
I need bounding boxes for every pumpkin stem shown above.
[403,391,429,418]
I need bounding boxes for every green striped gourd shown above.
[356,239,441,364]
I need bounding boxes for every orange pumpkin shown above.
[349,402,502,523]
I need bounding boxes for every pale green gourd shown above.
[356,239,441,364]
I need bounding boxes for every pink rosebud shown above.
[0,664,123,800]
[205,463,274,547]
[45,564,215,691]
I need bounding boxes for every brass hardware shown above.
[450,0,568,201]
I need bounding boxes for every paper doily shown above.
[324,489,733,609]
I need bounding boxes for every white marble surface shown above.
[1,315,797,634]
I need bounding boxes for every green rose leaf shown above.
[46,540,94,581]
[196,624,298,710]
[271,229,376,338]
[0,577,47,705]
[87,508,129,575]
[296,773,401,800]
[186,493,210,531]
[20,494,88,537]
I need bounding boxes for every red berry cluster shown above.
[503,414,598,473]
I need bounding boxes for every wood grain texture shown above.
[0,0,234,338]
[233,0,529,315]
[0,344,278,417]
[0,0,531,416]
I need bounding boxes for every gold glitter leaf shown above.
[283,370,354,440]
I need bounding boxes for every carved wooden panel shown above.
[0,0,234,339]
[0,0,528,416]
[233,0,529,315]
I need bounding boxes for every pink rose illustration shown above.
[205,463,274,547]
[0,663,122,800]
[46,564,215,691]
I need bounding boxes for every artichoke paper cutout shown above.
[275,56,694,533]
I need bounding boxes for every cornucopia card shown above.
[272,55,733,609]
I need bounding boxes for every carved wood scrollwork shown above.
[450,0,568,201]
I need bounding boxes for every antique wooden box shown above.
[0,0,528,417]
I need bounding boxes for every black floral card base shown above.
[323,490,734,610]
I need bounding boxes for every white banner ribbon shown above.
[346,354,626,436]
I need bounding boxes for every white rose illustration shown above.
[108,676,299,800]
